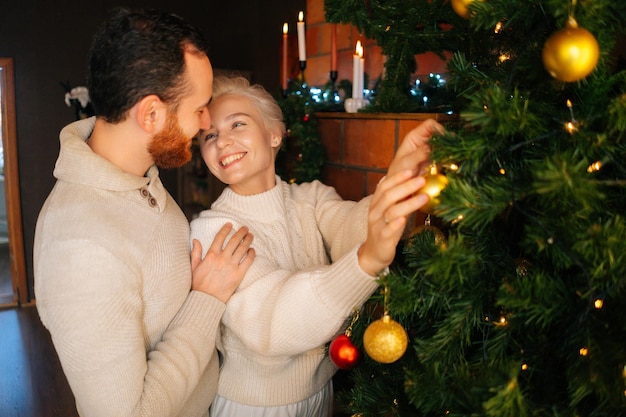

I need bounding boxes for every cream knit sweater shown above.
[190,177,379,407]
[34,117,225,417]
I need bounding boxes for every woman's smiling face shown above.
[200,94,282,196]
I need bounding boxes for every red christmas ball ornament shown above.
[329,334,360,370]
[303,114,310,122]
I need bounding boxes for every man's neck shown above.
[88,117,154,177]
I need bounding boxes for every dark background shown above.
[0,0,305,298]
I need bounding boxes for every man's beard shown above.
[148,110,193,169]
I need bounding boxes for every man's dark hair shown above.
[87,8,209,123]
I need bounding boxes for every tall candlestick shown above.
[282,23,288,92]
[330,24,337,72]
[297,11,306,62]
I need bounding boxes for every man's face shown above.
[148,51,213,169]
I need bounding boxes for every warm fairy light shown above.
[449,163,459,171]
[494,22,503,33]
[566,99,577,126]
[452,214,465,224]
[498,52,511,62]
[483,104,488,111]
[485,316,490,322]
[565,121,578,134]
[495,316,507,326]
[594,298,603,309]
[579,347,589,356]
[521,363,529,371]
[499,168,506,175]
[587,161,602,173]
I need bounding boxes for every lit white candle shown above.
[297,11,306,62]
[352,41,360,98]
[358,41,364,98]
[282,23,288,91]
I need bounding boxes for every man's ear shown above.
[135,94,166,134]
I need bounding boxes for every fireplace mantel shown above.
[316,112,456,202]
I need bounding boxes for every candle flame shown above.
[283,23,288,34]
[298,11,304,22]
[356,40,363,58]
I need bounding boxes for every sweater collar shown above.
[216,176,286,221]
[54,117,168,211]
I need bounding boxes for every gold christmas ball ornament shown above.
[408,225,447,249]
[542,17,600,82]
[363,314,408,363]
[451,0,479,19]
[417,166,449,214]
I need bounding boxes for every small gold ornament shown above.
[407,215,447,249]
[542,16,600,82]
[363,314,408,363]
[417,165,448,214]
[451,0,479,19]
[408,224,447,248]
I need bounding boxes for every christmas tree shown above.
[328,0,626,416]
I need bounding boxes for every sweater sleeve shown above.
[190,215,380,358]
[35,240,225,417]
[297,181,371,262]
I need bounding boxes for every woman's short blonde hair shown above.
[211,75,286,139]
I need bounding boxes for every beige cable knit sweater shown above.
[34,117,225,417]
[190,177,379,407]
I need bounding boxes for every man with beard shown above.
[33,8,255,417]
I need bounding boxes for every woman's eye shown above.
[232,121,245,129]
[203,132,217,142]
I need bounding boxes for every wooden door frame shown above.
[0,57,28,306]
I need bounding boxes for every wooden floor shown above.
[0,305,79,417]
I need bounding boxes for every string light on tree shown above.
[564,99,580,134]
[542,16,600,82]
[587,161,602,173]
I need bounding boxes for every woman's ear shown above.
[135,94,166,134]
[271,133,283,149]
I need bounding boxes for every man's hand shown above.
[190,223,255,303]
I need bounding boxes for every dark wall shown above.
[0,0,305,299]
